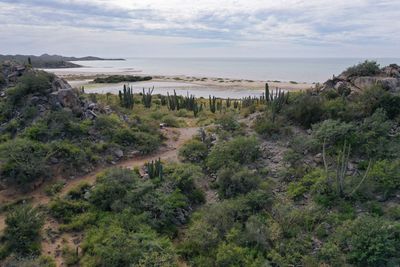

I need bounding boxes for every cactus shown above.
[209,95,217,113]
[167,90,180,110]
[142,87,154,108]
[265,88,289,122]
[265,83,270,103]
[145,158,163,179]
[118,84,134,109]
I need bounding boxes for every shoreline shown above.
[45,69,315,92]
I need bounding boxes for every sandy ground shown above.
[47,70,314,92]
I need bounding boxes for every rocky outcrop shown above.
[50,89,82,114]
[321,64,400,94]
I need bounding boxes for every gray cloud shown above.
[0,0,399,57]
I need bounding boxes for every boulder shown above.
[113,149,124,158]
[52,77,72,91]
[352,76,400,92]
[50,89,82,114]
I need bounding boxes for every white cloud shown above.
[0,0,399,57]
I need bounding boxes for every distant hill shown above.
[0,54,125,68]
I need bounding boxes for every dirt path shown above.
[0,126,198,266]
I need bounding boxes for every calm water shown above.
[70,57,400,83]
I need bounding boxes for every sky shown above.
[0,0,399,58]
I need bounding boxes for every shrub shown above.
[312,119,355,147]
[179,139,208,163]
[6,72,53,105]
[49,198,90,223]
[358,108,393,158]
[285,93,325,128]
[343,60,381,77]
[206,137,260,171]
[1,255,56,267]
[253,116,282,137]
[335,216,400,266]
[216,113,240,132]
[89,168,138,211]
[0,138,50,186]
[81,222,176,267]
[44,181,65,196]
[217,167,261,199]
[4,205,44,256]
[368,160,400,199]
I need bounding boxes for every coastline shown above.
[46,69,315,92]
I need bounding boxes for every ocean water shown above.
[69,57,400,83]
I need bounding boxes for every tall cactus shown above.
[145,158,163,179]
[209,95,217,113]
[142,87,154,108]
[266,87,289,122]
[118,84,134,109]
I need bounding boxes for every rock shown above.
[113,149,124,158]
[347,162,356,171]
[84,109,97,120]
[52,77,72,91]
[88,102,97,110]
[37,104,46,113]
[49,89,82,114]
[352,76,400,92]
[50,157,59,164]
[314,153,323,164]
[30,96,40,104]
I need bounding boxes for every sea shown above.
[68,57,400,83]
[46,57,400,98]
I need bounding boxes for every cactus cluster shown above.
[209,96,217,113]
[265,83,289,122]
[145,158,163,179]
[118,85,134,109]
[142,87,154,108]
[166,91,202,117]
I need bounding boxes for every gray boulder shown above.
[49,89,82,114]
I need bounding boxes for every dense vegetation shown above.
[93,75,152,83]
[0,62,399,266]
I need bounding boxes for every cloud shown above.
[0,0,399,56]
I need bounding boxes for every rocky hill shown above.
[0,54,125,69]
[321,61,400,94]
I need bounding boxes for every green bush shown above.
[6,71,54,105]
[285,93,325,128]
[335,216,400,266]
[253,116,282,137]
[81,222,176,267]
[1,255,56,267]
[89,168,138,211]
[44,181,65,196]
[216,113,240,132]
[217,167,261,199]
[206,136,260,171]
[0,138,50,186]
[312,119,355,146]
[357,108,393,158]
[3,205,44,256]
[179,139,208,163]
[343,60,381,77]
[368,160,400,199]
[49,198,90,223]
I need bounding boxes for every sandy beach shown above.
[46,69,315,97]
